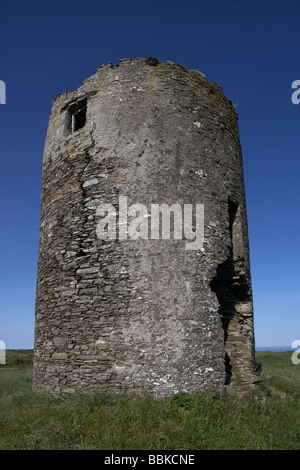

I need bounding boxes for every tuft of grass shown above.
[101,268,109,279]
[206,82,218,94]
[0,350,300,449]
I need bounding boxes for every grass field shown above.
[0,349,299,450]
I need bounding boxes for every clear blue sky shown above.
[0,0,299,349]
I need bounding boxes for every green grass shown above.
[0,350,300,450]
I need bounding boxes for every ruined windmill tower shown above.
[33,58,256,394]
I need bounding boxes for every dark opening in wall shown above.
[62,93,97,136]
[72,102,87,132]
[210,198,255,384]
[210,257,235,383]
[210,199,240,383]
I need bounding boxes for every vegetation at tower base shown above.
[33,58,257,395]
[1,350,300,450]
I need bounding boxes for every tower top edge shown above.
[96,57,207,80]
[52,58,209,103]
[51,58,237,118]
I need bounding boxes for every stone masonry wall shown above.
[33,58,256,394]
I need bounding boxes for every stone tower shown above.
[33,58,256,395]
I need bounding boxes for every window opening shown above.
[72,104,87,132]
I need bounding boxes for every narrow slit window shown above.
[72,103,87,132]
